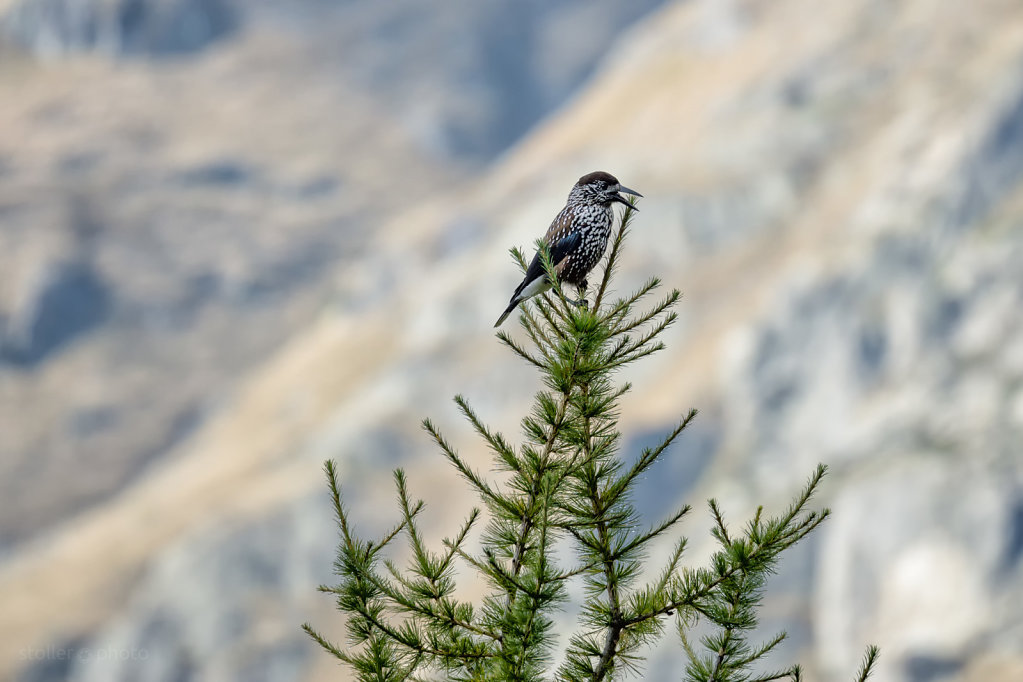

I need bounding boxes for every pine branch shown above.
[497,329,547,369]
[610,287,681,338]
[307,198,873,681]
[422,418,519,519]
[583,381,624,682]
[599,276,662,328]
[853,646,881,682]
[623,468,830,632]
[601,409,697,512]
[604,308,678,367]
[593,201,638,310]
[302,622,355,664]
[455,395,522,475]
[506,382,569,599]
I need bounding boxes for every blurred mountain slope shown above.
[3,0,1023,681]
[0,0,666,550]
[0,31,459,552]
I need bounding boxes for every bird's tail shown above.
[494,299,519,328]
[495,276,553,328]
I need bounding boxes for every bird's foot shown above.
[558,281,589,309]
[572,280,590,309]
[566,297,589,309]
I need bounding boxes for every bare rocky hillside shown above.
[0,0,663,549]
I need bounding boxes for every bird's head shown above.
[571,171,643,210]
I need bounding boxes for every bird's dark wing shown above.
[514,232,581,297]
[549,231,582,266]
[543,204,577,244]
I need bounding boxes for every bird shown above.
[494,171,642,327]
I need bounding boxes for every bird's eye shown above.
[597,181,607,190]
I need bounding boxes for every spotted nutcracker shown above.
[494,171,642,327]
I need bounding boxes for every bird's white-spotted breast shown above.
[558,204,613,284]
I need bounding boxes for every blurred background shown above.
[1,1,1022,680]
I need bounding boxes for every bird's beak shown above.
[612,184,643,210]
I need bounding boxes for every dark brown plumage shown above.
[494,171,642,327]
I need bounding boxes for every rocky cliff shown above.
[0,0,664,548]
[3,1,1023,681]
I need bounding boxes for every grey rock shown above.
[951,82,1023,229]
[264,0,670,161]
[0,0,237,57]
[1,259,110,368]
[815,460,1023,678]
[175,160,254,188]
[59,493,338,682]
